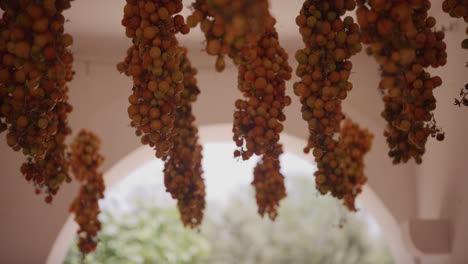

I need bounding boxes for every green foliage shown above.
[65,176,393,264]
[202,177,393,264]
[64,200,210,264]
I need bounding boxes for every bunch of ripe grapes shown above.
[294,0,374,210]
[20,100,72,203]
[70,130,104,181]
[339,119,373,211]
[310,119,373,211]
[189,0,292,160]
[163,48,205,228]
[69,130,105,255]
[441,0,468,107]
[294,0,361,152]
[0,0,74,201]
[357,0,446,164]
[232,26,292,160]
[118,0,189,160]
[188,0,290,218]
[187,0,272,71]
[252,143,286,220]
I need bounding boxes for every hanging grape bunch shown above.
[233,26,292,160]
[187,0,272,71]
[294,0,374,210]
[252,143,286,220]
[0,0,75,201]
[189,0,291,158]
[0,0,74,158]
[69,130,105,255]
[294,0,361,151]
[188,0,291,219]
[339,119,373,211]
[357,0,446,164]
[20,100,73,203]
[441,0,468,107]
[163,48,206,228]
[118,0,188,160]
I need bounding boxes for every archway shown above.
[47,123,412,264]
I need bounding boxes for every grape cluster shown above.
[294,0,375,210]
[339,119,373,211]
[357,0,447,164]
[233,27,292,160]
[189,0,290,218]
[70,130,104,181]
[118,0,189,160]
[441,0,468,106]
[294,0,361,152]
[310,118,373,211]
[190,0,292,160]
[0,0,74,159]
[20,100,72,203]
[187,0,272,71]
[0,0,74,201]
[163,48,205,228]
[69,130,105,255]
[252,144,286,220]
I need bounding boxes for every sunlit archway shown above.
[48,123,411,264]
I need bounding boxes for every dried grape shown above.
[252,143,286,220]
[163,48,206,228]
[69,130,105,255]
[357,0,446,164]
[118,0,188,160]
[294,0,374,210]
[0,0,74,160]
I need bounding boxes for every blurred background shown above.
[64,143,393,264]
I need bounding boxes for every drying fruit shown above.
[20,101,73,203]
[118,0,188,160]
[69,130,105,255]
[188,0,272,71]
[233,26,292,160]
[294,0,374,210]
[338,119,373,211]
[189,0,290,218]
[357,0,446,164]
[163,48,206,228]
[252,143,286,220]
[0,0,74,160]
[190,0,292,160]
[0,0,75,200]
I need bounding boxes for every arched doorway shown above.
[47,124,412,264]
